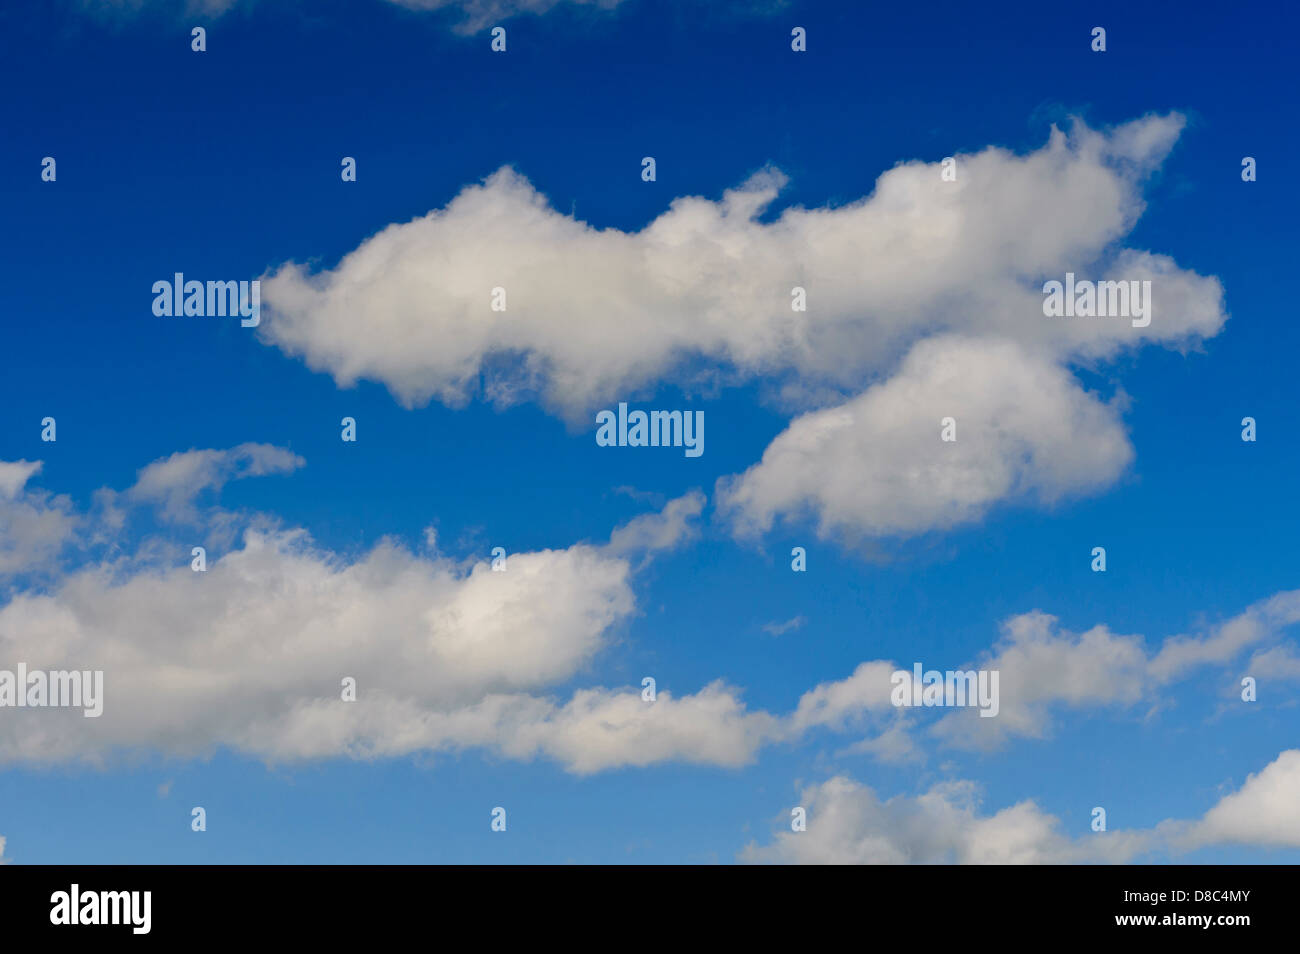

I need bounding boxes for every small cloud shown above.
[127,443,305,522]
[610,486,666,507]
[762,616,805,637]
[0,460,42,500]
[606,491,705,558]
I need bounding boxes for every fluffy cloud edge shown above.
[258,114,1223,426]
[742,748,1300,864]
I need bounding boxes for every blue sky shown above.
[0,0,1297,863]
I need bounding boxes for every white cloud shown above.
[0,490,774,770]
[0,456,779,773]
[606,488,704,557]
[260,116,1225,542]
[1150,590,1300,683]
[1179,750,1300,849]
[237,678,777,772]
[744,749,1300,863]
[260,115,1224,425]
[741,776,1150,864]
[0,461,80,580]
[0,526,630,763]
[788,660,897,734]
[502,681,777,773]
[0,461,43,500]
[126,443,304,522]
[0,445,306,583]
[717,336,1134,539]
[932,610,1150,748]
[785,590,1300,753]
[1245,644,1300,683]
[7,451,1293,779]
[782,613,1151,753]
[839,720,920,764]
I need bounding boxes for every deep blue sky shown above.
[0,0,1297,863]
